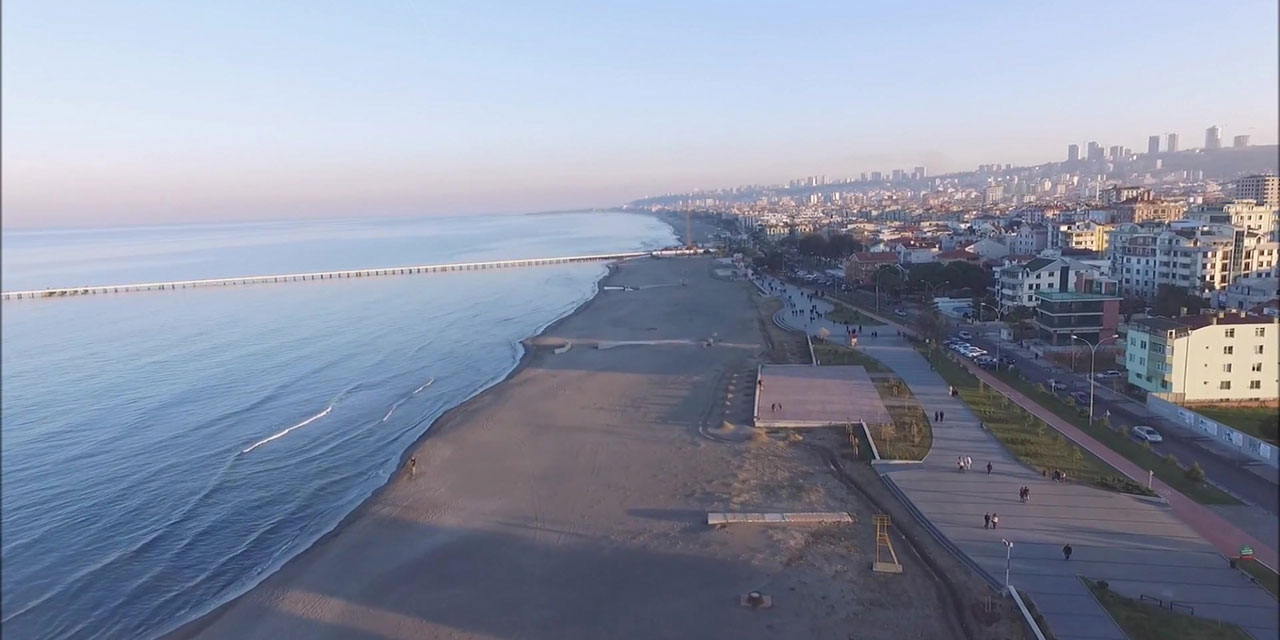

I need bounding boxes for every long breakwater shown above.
[0,250,703,301]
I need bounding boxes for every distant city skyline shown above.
[2,1,1278,228]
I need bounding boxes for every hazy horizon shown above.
[4,0,1278,228]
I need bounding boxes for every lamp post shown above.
[1071,333,1120,426]
[875,263,908,313]
[980,302,1006,364]
[1001,538,1013,588]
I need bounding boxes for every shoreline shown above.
[160,259,629,639]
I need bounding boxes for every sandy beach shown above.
[166,255,964,640]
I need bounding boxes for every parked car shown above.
[1071,391,1090,405]
[1049,380,1066,392]
[965,348,988,358]
[975,356,998,368]
[958,331,973,340]
[950,342,970,353]
[1131,425,1163,443]
[894,309,908,317]
[1096,370,1124,379]
[999,356,1017,366]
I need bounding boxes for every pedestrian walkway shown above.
[757,278,1278,640]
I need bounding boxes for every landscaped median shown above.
[982,365,1238,505]
[813,343,931,461]
[922,346,1155,496]
[823,298,883,326]
[1083,578,1252,640]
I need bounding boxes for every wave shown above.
[380,399,404,423]
[241,406,332,454]
[412,378,435,395]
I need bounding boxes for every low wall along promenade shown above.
[1146,394,1278,469]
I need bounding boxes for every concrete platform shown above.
[706,512,855,526]
[755,364,889,428]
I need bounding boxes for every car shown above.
[975,356,997,367]
[1071,391,1090,405]
[1096,370,1123,379]
[1131,425,1163,443]
[999,356,1017,366]
[958,331,973,340]
[894,309,908,317]
[965,348,988,358]
[1049,380,1066,391]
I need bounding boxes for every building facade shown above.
[995,257,1101,308]
[1032,273,1121,346]
[1053,221,1113,252]
[1124,314,1279,401]
[1235,175,1279,208]
[1109,223,1279,300]
[1185,201,1278,238]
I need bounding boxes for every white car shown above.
[958,331,973,340]
[1131,426,1163,443]
[1096,370,1124,379]
[964,348,988,358]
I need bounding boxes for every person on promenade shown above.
[957,458,966,472]
[984,513,991,529]
[986,461,993,475]
[990,513,999,529]
[939,410,946,421]
[1062,544,1073,561]
[965,456,972,470]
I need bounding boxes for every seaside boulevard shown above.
[166,254,977,639]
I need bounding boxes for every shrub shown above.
[1186,462,1205,482]
[1163,453,1179,467]
[1096,580,1109,590]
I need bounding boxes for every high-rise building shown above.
[859,172,868,182]
[870,171,882,182]
[1087,141,1103,162]
[1233,135,1250,148]
[1108,145,1123,160]
[1205,126,1222,150]
[1068,144,1080,162]
[1148,136,1160,155]
[1167,133,1179,152]
[1235,174,1279,208]
[913,166,927,180]
[891,169,905,182]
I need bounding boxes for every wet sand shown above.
[167,255,959,640]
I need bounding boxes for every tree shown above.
[1119,296,1146,322]
[797,233,829,258]
[1152,285,1204,317]
[915,308,946,346]
[943,262,992,295]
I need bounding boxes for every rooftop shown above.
[1036,291,1121,301]
[1131,312,1277,333]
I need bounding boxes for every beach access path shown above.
[759,277,1279,640]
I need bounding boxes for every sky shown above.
[3,1,1278,228]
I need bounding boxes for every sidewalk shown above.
[764,283,1278,640]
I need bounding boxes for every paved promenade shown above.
[754,277,1279,640]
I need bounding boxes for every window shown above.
[1223,364,1232,373]
[1256,345,1265,355]
[1250,381,1262,390]
[1128,353,1135,362]
[1141,341,1147,348]
[1225,328,1235,338]
[1253,362,1264,372]
[1257,327,1267,337]
[1220,381,1231,390]
[1224,346,1234,355]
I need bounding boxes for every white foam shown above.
[381,399,405,422]
[412,378,435,395]
[242,406,333,453]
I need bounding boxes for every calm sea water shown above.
[0,212,676,640]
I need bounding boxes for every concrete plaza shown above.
[754,364,889,428]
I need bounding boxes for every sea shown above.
[0,211,677,640]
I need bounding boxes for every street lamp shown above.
[1001,538,1013,588]
[980,302,1006,364]
[874,263,908,313]
[920,279,950,308]
[1071,333,1120,426]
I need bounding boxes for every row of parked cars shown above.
[945,337,1014,369]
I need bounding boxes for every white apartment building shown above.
[1124,314,1280,401]
[1109,222,1280,300]
[994,256,1102,308]
[1185,201,1278,238]
[1007,223,1049,255]
[1235,174,1279,208]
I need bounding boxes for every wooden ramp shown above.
[707,512,854,526]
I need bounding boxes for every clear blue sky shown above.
[3,0,1277,227]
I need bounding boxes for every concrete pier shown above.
[2,251,662,301]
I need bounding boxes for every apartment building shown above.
[1109,222,1280,300]
[994,256,1101,308]
[1032,272,1121,346]
[844,251,901,284]
[1235,174,1278,208]
[1112,198,1186,224]
[1124,313,1280,401]
[1052,220,1113,252]
[1185,201,1278,238]
[1007,223,1049,255]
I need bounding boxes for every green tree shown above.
[1152,284,1204,317]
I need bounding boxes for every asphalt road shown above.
[828,284,1280,512]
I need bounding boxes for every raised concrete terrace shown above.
[754,364,890,428]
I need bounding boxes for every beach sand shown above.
[167,256,963,640]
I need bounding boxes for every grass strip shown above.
[1235,558,1280,598]
[1083,578,1252,640]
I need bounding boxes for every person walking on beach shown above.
[1062,544,1073,560]
[408,456,417,478]
[986,461,993,475]
[984,513,991,529]
[990,513,999,529]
